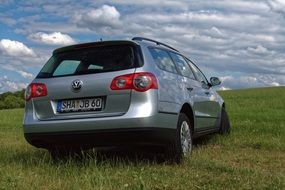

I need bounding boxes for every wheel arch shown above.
[180,103,195,132]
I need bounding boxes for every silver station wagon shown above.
[23,37,230,162]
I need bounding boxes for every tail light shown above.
[25,83,48,101]
[110,72,158,92]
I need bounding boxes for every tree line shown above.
[0,90,25,110]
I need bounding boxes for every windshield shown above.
[37,45,137,78]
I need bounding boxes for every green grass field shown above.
[0,87,284,190]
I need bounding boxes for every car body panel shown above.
[191,84,221,130]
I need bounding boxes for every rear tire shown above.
[165,113,193,163]
[219,108,231,134]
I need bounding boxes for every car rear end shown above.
[23,40,178,149]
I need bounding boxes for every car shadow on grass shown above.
[94,134,217,164]
[193,134,215,147]
[7,135,218,166]
[52,135,217,165]
[56,145,168,165]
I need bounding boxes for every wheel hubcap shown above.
[180,121,192,155]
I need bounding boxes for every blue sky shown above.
[0,0,285,93]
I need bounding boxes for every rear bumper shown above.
[23,111,178,148]
[24,128,176,149]
[23,111,178,132]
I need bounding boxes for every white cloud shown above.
[0,76,28,93]
[247,45,270,54]
[28,32,76,46]
[218,86,231,91]
[73,5,122,33]
[0,64,34,80]
[0,39,36,57]
[208,26,225,38]
[267,0,285,15]
[96,0,188,8]
[17,70,34,79]
[0,14,16,26]
[220,74,282,89]
[271,82,280,86]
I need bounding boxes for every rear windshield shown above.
[37,45,138,78]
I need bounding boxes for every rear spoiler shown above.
[53,40,139,55]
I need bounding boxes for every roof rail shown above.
[132,37,179,52]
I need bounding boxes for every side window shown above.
[149,48,178,73]
[169,52,195,79]
[53,60,80,76]
[187,60,209,85]
[88,64,103,70]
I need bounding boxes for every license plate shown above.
[57,98,103,113]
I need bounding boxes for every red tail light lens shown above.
[25,83,48,101]
[133,72,158,92]
[110,72,158,92]
[110,73,134,90]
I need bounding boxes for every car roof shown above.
[131,37,180,53]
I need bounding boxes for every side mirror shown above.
[210,77,221,86]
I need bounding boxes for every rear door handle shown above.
[205,91,210,95]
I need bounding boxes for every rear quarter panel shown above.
[138,44,188,114]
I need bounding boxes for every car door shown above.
[169,52,215,130]
[186,59,221,131]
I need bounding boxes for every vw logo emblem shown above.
[71,79,83,92]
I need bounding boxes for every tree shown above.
[0,90,25,109]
